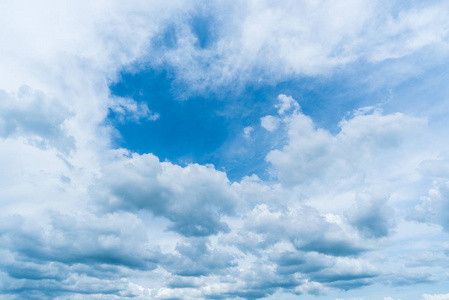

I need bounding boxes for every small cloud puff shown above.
[260,115,281,132]
[243,126,254,138]
[109,97,159,123]
[276,94,300,115]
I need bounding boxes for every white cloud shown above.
[243,126,254,138]
[138,0,449,92]
[419,153,449,179]
[109,97,159,123]
[92,152,240,237]
[0,86,74,153]
[276,94,300,115]
[265,98,426,190]
[410,181,449,231]
[423,294,449,300]
[261,115,282,132]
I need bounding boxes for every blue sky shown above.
[109,55,448,181]
[1,1,449,299]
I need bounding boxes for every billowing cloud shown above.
[260,115,281,132]
[244,204,369,256]
[0,212,158,270]
[92,153,239,237]
[265,101,426,189]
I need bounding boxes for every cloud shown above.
[273,251,331,276]
[382,271,438,286]
[272,250,378,290]
[405,251,449,268]
[260,115,281,132]
[1,1,449,299]
[260,94,300,133]
[0,86,75,153]
[0,273,142,299]
[265,96,426,189]
[243,126,254,139]
[222,265,300,299]
[307,257,378,290]
[422,294,449,300]
[0,212,163,298]
[160,238,236,277]
[139,1,449,92]
[345,193,395,238]
[109,96,159,123]
[92,153,239,237]
[409,181,449,231]
[418,153,449,179]
[0,212,158,271]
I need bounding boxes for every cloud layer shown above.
[1,1,449,299]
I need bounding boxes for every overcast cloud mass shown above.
[1,0,449,299]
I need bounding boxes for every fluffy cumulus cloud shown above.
[1,0,449,299]
[92,153,239,237]
[265,102,426,190]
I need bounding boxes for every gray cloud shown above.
[160,238,236,277]
[92,153,239,237]
[273,251,331,275]
[245,204,369,257]
[308,257,378,290]
[0,86,75,153]
[272,250,378,291]
[0,272,139,299]
[381,271,438,286]
[0,213,158,270]
[345,193,395,238]
[222,265,300,300]
[0,212,159,285]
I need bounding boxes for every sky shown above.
[1,0,449,299]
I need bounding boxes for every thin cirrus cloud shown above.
[1,0,449,299]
